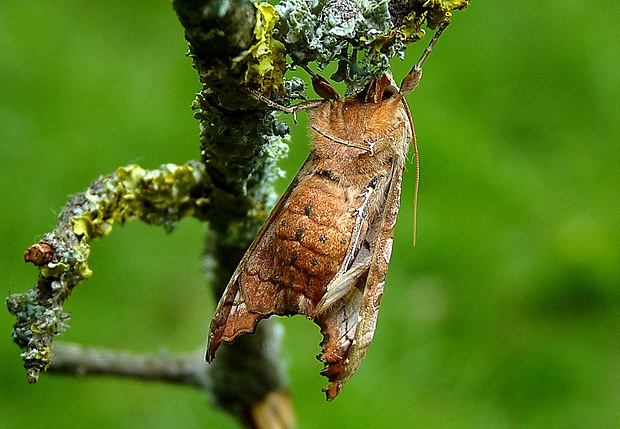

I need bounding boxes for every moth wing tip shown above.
[317,348,348,401]
[205,335,219,363]
[322,381,342,402]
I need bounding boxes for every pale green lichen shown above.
[276,0,469,94]
[6,288,70,382]
[40,262,73,279]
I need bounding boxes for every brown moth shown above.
[207,25,448,401]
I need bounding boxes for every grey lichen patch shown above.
[6,287,70,383]
[7,161,214,382]
[192,91,289,233]
[194,91,290,296]
[276,0,469,95]
[277,0,393,68]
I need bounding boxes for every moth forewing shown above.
[334,152,408,394]
[206,162,311,362]
[311,173,390,316]
[321,118,410,400]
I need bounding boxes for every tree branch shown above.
[7,161,212,383]
[50,337,295,429]
[50,343,210,388]
[173,2,295,425]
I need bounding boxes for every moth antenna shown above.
[400,22,449,96]
[401,101,419,247]
[412,126,419,247]
[400,22,449,246]
[248,88,326,124]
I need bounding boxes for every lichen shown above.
[275,0,469,95]
[7,161,214,382]
[234,3,287,95]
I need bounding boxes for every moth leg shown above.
[249,63,344,122]
[311,124,375,154]
[248,89,324,123]
[300,65,341,101]
[400,22,449,95]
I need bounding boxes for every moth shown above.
[207,25,448,401]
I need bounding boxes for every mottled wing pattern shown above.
[314,154,407,400]
[206,158,314,362]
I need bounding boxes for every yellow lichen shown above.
[233,2,287,95]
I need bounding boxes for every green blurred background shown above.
[1,1,618,428]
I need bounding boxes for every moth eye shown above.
[281,220,287,226]
[311,258,318,266]
[382,86,397,100]
[319,235,327,243]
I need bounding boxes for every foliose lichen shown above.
[275,0,469,95]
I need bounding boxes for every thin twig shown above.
[50,343,210,389]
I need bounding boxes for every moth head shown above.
[359,73,400,104]
[357,90,412,154]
